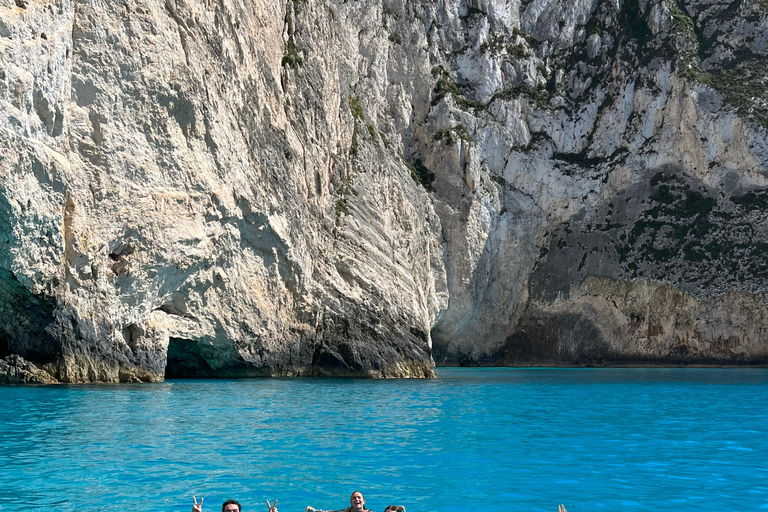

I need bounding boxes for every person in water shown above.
[192,498,242,512]
[384,506,405,512]
[191,497,278,512]
[305,491,373,512]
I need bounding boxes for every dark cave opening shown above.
[165,337,212,378]
[0,331,9,358]
[0,268,60,365]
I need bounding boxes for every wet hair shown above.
[384,507,405,512]
[222,499,242,512]
[350,492,365,501]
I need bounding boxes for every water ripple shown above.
[1,369,767,512]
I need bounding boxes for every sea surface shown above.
[1,368,767,512]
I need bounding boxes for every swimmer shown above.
[222,500,242,512]
[305,491,373,512]
[191,498,241,512]
[191,497,278,512]
[384,506,405,512]
[348,491,369,512]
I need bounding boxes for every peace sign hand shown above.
[193,496,204,512]
[558,505,567,512]
[267,499,278,512]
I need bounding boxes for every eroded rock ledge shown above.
[0,355,58,384]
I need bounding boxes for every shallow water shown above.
[1,368,767,512]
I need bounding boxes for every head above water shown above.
[222,499,241,512]
[349,492,366,512]
[384,507,405,512]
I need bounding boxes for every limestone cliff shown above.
[0,0,765,382]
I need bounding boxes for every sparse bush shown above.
[281,38,303,68]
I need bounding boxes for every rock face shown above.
[0,0,766,382]
[0,354,58,384]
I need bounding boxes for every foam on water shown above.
[1,368,767,512]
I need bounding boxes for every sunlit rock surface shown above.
[0,0,766,382]
[0,354,58,384]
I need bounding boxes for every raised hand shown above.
[267,500,278,512]
[558,505,567,512]
[193,496,204,512]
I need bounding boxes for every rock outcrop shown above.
[0,354,59,384]
[0,0,766,382]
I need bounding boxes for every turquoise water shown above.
[1,368,768,512]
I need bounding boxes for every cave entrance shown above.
[0,330,9,358]
[165,337,212,378]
